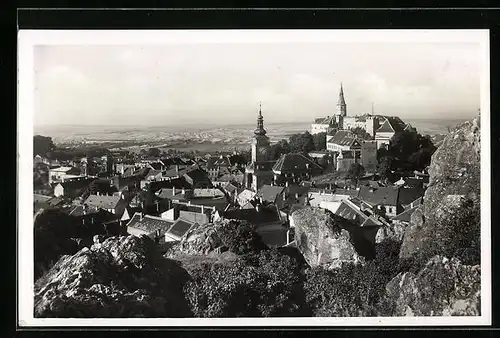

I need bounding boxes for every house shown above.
[398,187,425,209]
[342,114,381,136]
[272,153,323,186]
[358,186,400,217]
[182,166,213,189]
[48,166,84,184]
[360,140,378,172]
[254,184,285,208]
[311,116,338,135]
[34,194,64,213]
[374,116,412,149]
[307,188,359,213]
[237,189,256,207]
[176,210,210,225]
[164,218,199,242]
[126,212,174,243]
[326,130,362,154]
[84,194,128,217]
[53,178,94,199]
[335,199,388,228]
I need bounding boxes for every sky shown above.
[33,39,482,127]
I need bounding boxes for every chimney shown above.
[295,193,300,199]
[286,181,289,187]
[139,212,143,221]
[182,187,185,195]
[172,187,176,195]
[286,229,291,245]
[201,205,204,214]
[175,165,179,174]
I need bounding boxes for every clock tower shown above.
[251,103,270,162]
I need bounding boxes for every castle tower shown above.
[251,103,270,163]
[336,82,347,117]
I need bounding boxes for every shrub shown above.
[217,220,268,255]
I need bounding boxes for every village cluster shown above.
[33,84,429,251]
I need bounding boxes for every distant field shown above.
[35,117,471,151]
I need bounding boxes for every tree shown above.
[289,132,315,154]
[312,132,327,151]
[147,148,161,158]
[350,127,372,141]
[270,139,291,160]
[347,163,365,187]
[217,220,268,255]
[377,156,394,181]
[34,135,56,157]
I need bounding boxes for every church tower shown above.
[251,103,270,163]
[336,82,347,117]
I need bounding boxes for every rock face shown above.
[400,117,480,259]
[375,222,407,243]
[386,256,481,316]
[165,220,229,257]
[292,207,365,269]
[34,235,191,318]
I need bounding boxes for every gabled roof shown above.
[335,200,383,227]
[91,179,119,195]
[148,177,192,192]
[246,160,276,172]
[149,162,163,170]
[84,194,123,210]
[375,116,407,133]
[192,188,225,198]
[272,153,323,173]
[358,186,399,206]
[255,185,285,204]
[237,189,256,204]
[398,187,425,207]
[127,212,173,235]
[156,187,190,200]
[165,218,197,240]
[59,179,94,191]
[327,131,361,147]
[393,205,419,222]
[178,210,210,225]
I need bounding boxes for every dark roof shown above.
[398,187,425,206]
[91,180,119,195]
[180,197,229,211]
[272,153,323,173]
[376,116,406,133]
[127,213,173,235]
[393,205,419,222]
[358,186,399,206]
[328,131,361,147]
[59,179,94,192]
[166,218,197,239]
[255,185,285,203]
[246,160,276,172]
[148,177,192,192]
[149,162,163,170]
[222,206,281,226]
[161,157,187,167]
[403,178,424,189]
[335,200,381,227]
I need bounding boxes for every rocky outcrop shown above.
[292,207,365,269]
[400,117,480,259]
[34,235,191,318]
[386,256,481,316]
[375,222,407,243]
[165,220,233,258]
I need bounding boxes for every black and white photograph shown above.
[17,29,491,326]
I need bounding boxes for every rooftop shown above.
[84,194,123,210]
[272,153,323,173]
[127,212,173,235]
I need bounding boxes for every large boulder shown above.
[400,117,480,259]
[386,255,480,316]
[375,222,407,243]
[34,235,191,318]
[292,207,365,270]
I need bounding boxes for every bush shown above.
[184,249,308,317]
[217,220,268,255]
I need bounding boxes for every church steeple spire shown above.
[254,102,267,136]
[336,82,347,117]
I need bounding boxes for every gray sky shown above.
[34,42,481,126]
